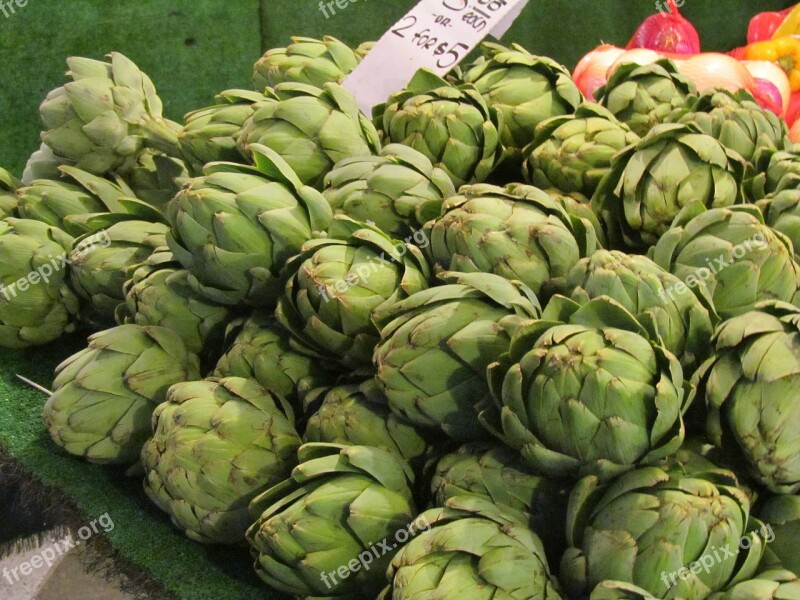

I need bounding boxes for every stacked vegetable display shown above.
[2,16,800,600]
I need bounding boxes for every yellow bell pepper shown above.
[745,36,800,91]
[773,3,800,39]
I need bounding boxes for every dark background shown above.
[0,0,794,175]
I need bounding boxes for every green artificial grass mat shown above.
[0,1,796,597]
[0,336,286,600]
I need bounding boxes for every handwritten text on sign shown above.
[343,0,530,114]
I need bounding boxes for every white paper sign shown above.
[343,0,531,115]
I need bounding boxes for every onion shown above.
[677,53,756,93]
[742,60,791,113]
[626,0,701,55]
[608,49,677,76]
[752,78,785,116]
[573,45,625,101]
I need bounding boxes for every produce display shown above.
[5,2,800,599]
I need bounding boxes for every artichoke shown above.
[69,220,169,326]
[484,295,688,480]
[122,149,188,210]
[246,443,417,598]
[303,382,428,465]
[276,217,431,370]
[179,89,264,175]
[0,218,79,348]
[16,166,139,236]
[166,145,332,306]
[375,69,503,188]
[596,59,696,137]
[21,143,62,184]
[708,570,800,600]
[379,495,563,600]
[695,301,800,494]
[212,311,338,409]
[236,82,381,189]
[0,167,20,218]
[253,36,360,90]
[42,324,201,464]
[462,41,583,164]
[560,466,764,599]
[426,183,597,299]
[38,52,181,176]
[117,249,236,360]
[592,123,747,251]
[651,205,800,320]
[373,272,541,441]
[544,188,609,248]
[749,149,800,200]
[673,90,788,166]
[431,442,569,560]
[141,377,301,544]
[524,103,640,198]
[323,144,455,239]
[564,249,717,371]
[757,495,800,575]
[756,189,800,257]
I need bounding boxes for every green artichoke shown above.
[246,443,417,598]
[597,59,696,137]
[525,103,640,198]
[323,144,456,239]
[0,167,20,218]
[431,442,568,561]
[672,90,788,166]
[592,123,747,251]
[253,36,360,91]
[560,466,764,599]
[276,217,431,370]
[757,496,800,575]
[544,188,609,248]
[122,149,188,210]
[373,272,541,441]
[0,218,79,348]
[22,143,62,184]
[236,82,381,189]
[39,52,181,176]
[17,166,138,236]
[212,311,338,409]
[303,382,428,465]
[375,69,503,188]
[141,377,301,544]
[564,249,717,372]
[426,183,597,299]
[42,324,201,464]
[166,144,332,306]
[756,189,800,257]
[708,570,800,600]
[651,205,800,320]
[749,149,800,201]
[379,495,563,600]
[462,41,583,164]
[69,220,169,326]
[116,249,236,360]
[695,301,800,494]
[179,89,264,175]
[484,295,688,480]
[590,580,658,599]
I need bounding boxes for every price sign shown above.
[343,0,531,115]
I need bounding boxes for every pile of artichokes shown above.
[0,33,798,600]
